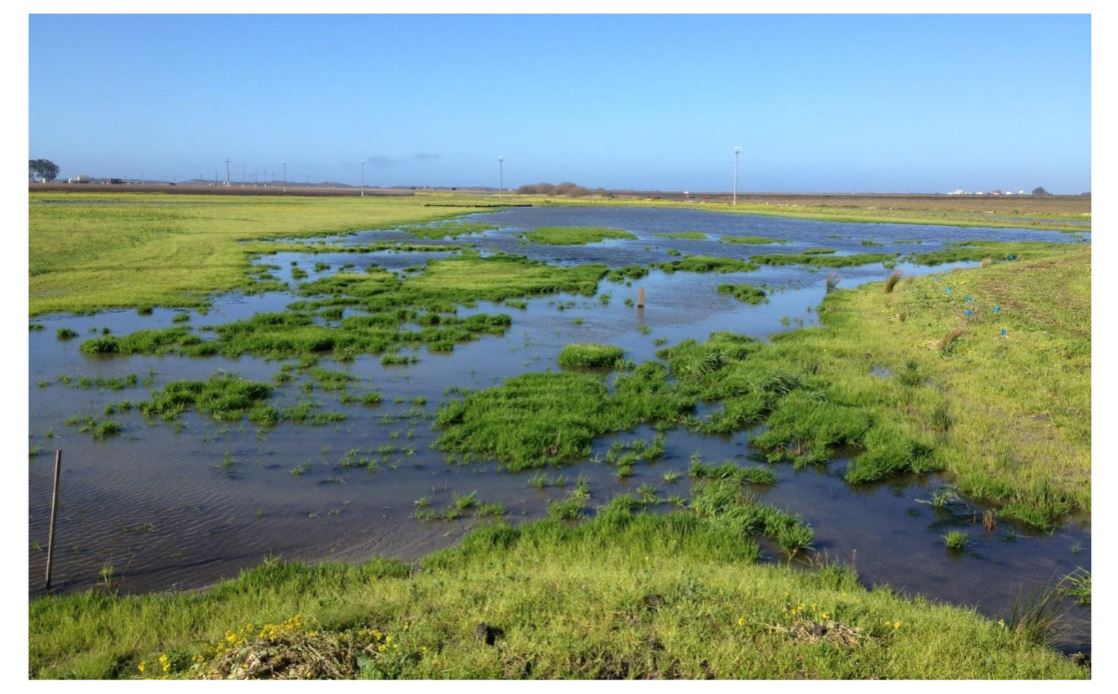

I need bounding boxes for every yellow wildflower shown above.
[893,621,902,630]
[737,617,746,627]
[137,661,146,674]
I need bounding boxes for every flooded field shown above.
[28,206,1090,652]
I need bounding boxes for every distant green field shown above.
[28,193,477,315]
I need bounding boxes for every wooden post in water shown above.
[45,449,62,591]
[637,287,645,308]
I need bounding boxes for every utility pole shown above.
[360,160,365,197]
[283,162,287,194]
[224,158,231,187]
[732,146,742,206]
[498,157,504,195]
[264,168,268,188]
[241,162,245,189]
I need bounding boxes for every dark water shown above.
[28,206,1090,652]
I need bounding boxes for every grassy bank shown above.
[29,499,1085,679]
[28,193,479,315]
[435,245,1090,527]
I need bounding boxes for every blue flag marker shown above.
[993,305,1001,313]
[965,295,973,303]
[1000,328,1008,336]
[945,287,952,295]
[964,308,974,317]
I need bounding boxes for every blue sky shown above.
[29,14,1090,192]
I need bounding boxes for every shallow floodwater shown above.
[28,206,1090,653]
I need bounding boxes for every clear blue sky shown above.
[29,14,1091,193]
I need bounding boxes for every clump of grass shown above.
[656,231,707,240]
[558,343,626,369]
[414,491,504,522]
[400,221,496,239]
[656,255,759,274]
[528,472,568,489]
[716,283,768,305]
[825,273,840,293]
[884,270,902,293]
[896,359,924,387]
[138,373,273,423]
[754,251,898,268]
[56,328,78,340]
[943,530,969,551]
[522,226,636,245]
[1008,578,1069,647]
[721,235,782,245]
[1062,568,1090,606]
[689,460,775,485]
[548,495,586,521]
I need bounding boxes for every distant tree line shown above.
[29,159,59,183]
[515,182,609,197]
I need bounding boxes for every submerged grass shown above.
[29,500,1086,679]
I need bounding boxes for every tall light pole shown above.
[282,161,287,194]
[224,158,231,187]
[360,160,365,197]
[498,156,504,195]
[732,146,742,206]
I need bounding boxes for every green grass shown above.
[674,246,1089,525]
[29,193,488,316]
[398,221,497,239]
[435,243,1088,526]
[905,240,1083,266]
[521,226,637,245]
[557,343,626,369]
[656,255,759,274]
[753,251,899,268]
[77,253,608,363]
[434,365,692,471]
[721,235,784,245]
[655,231,707,240]
[28,499,1085,679]
[716,283,768,305]
[136,374,274,423]
[943,530,970,551]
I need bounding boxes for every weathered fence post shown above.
[45,449,62,591]
[637,287,645,308]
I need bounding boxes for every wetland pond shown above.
[28,205,1090,653]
